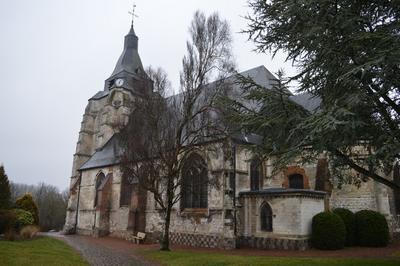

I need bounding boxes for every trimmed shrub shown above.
[311,211,346,250]
[333,208,356,246]
[15,193,39,225]
[0,209,16,234]
[355,210,389,247]
[20,225,40,239]
[13,209,34,232]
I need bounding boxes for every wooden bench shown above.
[132,232,146,244]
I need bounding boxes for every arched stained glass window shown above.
[181,153,208,209]
[260,202,273,232]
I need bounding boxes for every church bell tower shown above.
[64,21,150,233]
[104,24,150,96]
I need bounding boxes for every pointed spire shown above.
[107,24,143,83]
[124,24,138,50]
[104,5,146,92]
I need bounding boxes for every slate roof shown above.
[90,90,109,100]
[109,25,143,78]
[79,134,123,171]
[81,63,321,170]
[290,92,321,112]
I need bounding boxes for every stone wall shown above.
[170,232,235,249]
[234,145,392,216]
[239,191,325,238]
[234,147,319,193]
[330,177,391,215]
[65,88,134,232]
[143,145,237,248]
[240,236,309,251]
[70,134,395,250]
[75,166,132,235]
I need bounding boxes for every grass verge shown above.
[140,249,400,266]
[0,236,87,266]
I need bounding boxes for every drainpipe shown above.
[74,172,82,233]
[231,143,237,238]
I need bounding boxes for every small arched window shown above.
[289,174,304,189]
[94,172,106,207]
[260,202,273,232]
[250,159,262,191]
[181,153,208,209]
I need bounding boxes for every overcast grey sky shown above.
[0,0,295,190]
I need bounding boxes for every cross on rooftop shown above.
[128,3,138,26]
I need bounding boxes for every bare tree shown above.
[35,183,68,231]
[120,10,234,251]
[10,182,36,203]
[10,182,68,231]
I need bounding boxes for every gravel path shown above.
[44,233,157,266]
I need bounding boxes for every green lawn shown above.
[141,250,400,266]
[0,236,87,266]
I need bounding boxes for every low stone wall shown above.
[239,236,309,251]
[170,232,235,249]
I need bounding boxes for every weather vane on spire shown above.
[128,3,138,27]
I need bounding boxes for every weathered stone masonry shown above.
[64,24,396,250]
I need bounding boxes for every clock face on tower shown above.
[115,78,124,87]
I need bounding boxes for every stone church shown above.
[64,25,397,250]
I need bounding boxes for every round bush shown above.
[311,211,346,250]
[13,208,34,231]
[355,210,389,247]
[0,210,16,234]
[15,194,39,225]
[333,208,356,246]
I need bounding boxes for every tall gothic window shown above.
[181,153,208,209]
[94,172,106,207]
[260,202,273,232]
[250,159,261,191]
[289,173,304,189]
[120,173,138,207]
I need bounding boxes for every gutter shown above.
[231,143,237,239]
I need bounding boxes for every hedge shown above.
[333,208,356,246]
[355,210,389,247]
[311,211,346,250]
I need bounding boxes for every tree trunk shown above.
[160,204,171,251]
[160,176,174,251]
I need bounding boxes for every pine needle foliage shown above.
[223,0,400,191]
[0,165,11,209]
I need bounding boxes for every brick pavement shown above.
[44,233,157,266]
